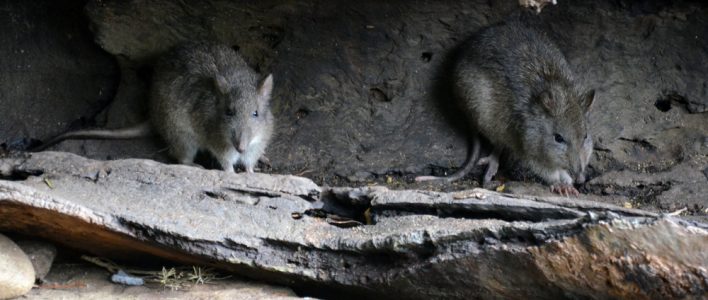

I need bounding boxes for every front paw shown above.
[550,183,579,197]
[258,155,272,167]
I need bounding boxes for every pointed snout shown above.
[232,128,255,154]
[237,138,250,153]
[232,136,247,153]
[236,145,246,153]
[572,151,588,184]
[572,163,586,184]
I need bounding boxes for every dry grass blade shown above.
[82,256,229,290]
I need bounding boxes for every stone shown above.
[14,239,57,281]
[0,152,706,299]
[0,233,35,299]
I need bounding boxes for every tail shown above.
[415,137,481,183]
[32,121,153,152]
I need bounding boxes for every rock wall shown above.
[0,0,117,150]
[0,0,706,216]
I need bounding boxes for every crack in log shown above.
[202,185,319,206]
[320,188,592,225]
[0,169,43,181]
[223,186,282,198]
[618,137,657,151]
[373,203,582,223]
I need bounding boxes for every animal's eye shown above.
[554,133,565,144]
[225,108,236,116]
[252,110,258,118]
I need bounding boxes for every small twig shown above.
[81,256,159,275]
[667,207,688,216]
[37,281,87,289]
[43,178,55,189]
[81,256,119,273]
[295,169,313,176]
[81,256,229,290]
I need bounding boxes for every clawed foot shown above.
[185,162,205,169]
[258,156,272,168]
[550,184,579,197]
[477,153,500,186]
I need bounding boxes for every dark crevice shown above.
[318,187,584,228]
[310,188,374,226]
[369,87,390,102]
[222,187,281,198]
[654,97,672,112]
[373,203,581,223]
[295,107,310,120]
[618,137,657,151]
[0,169,43,181]
[1,138,43,152]
[656,91,697,113]
[421,51,433,62]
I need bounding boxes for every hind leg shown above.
[208,142,240,173]
[213,147,239,173]
[415,137,481,182]
[217,156,237,173]
[477,151,500,185]
[168,140,199,168]
[241,141,267,173]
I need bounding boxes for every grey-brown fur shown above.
[417,21,594,195]
[35,42,275,173]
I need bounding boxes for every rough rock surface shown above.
[0,152,705,299]
[0,233,35,300]
[25,261,299,300]
[0,0,117,151]
[15,239,57,281]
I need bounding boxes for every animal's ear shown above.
[580,89,595,112]
[258,74,274,101]
[535,90,556,114]
[214,75,229,94]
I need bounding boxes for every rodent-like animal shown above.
[416,20,595,196]
[34,42,275,173]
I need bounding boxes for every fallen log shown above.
[0,152,705,299]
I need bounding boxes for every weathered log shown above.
[0,152,706,299]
